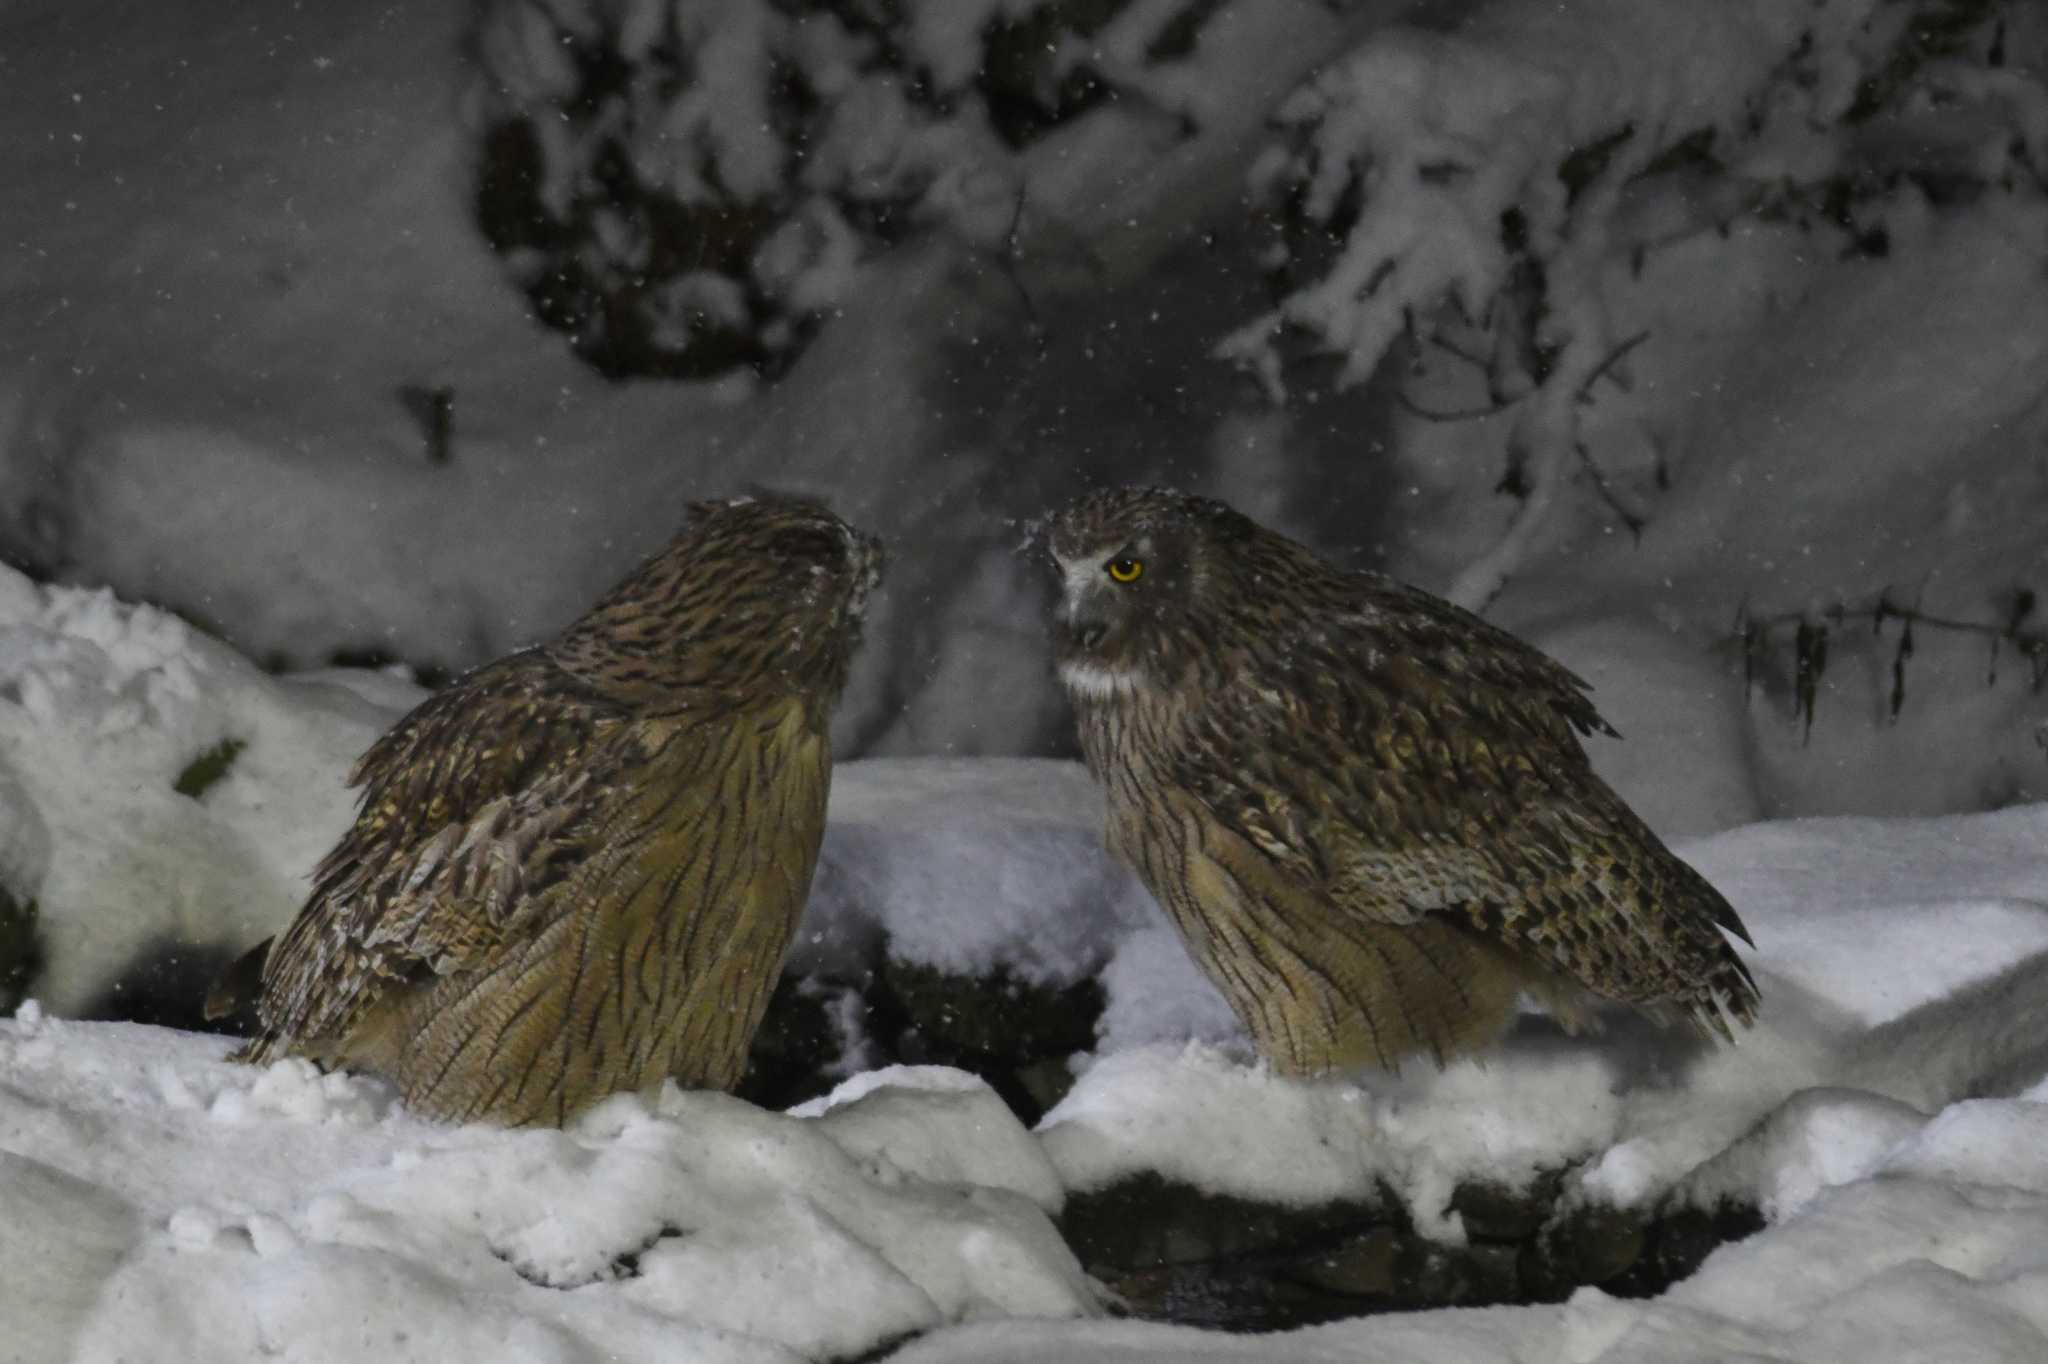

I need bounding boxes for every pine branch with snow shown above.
[468,0,1230,380]
[1221,0,2042,609]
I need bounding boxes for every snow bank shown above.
[0,1015,1094,1364]
[0,571,418,1014]
[1685,806,2048,1027]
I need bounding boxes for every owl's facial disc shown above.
[1050,542,1156,698]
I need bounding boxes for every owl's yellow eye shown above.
[1106,557,1144,584]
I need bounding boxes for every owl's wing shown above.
[243,653,640,1056]
[1176,578,1755,1030]
[1179,576,1605,894]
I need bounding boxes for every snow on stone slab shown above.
[0,1014,1096,1364]
[1040,1038,1625,1241]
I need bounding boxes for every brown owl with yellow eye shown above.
[210,495,884,1126]
[1044,487,1756,1073]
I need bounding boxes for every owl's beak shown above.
[1057,580,1111,652]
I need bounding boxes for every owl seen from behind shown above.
[1044,487,1757,1074]
[213,495,884,1126]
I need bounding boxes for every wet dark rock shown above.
[870,956,1102,1124]
[1524,1201,1649,1300]
[877,957,1101,1060]
[1286,1226,1399,1298]
[81,938,239,1034]
[738,957,1103,1124]
[1108,1260,1365,1333]
[1061,1173,1385,1273]
[1013,1056,1080,1116]
[1060,1170,1761,1331]
[1607,1200,1767,1299]
[1451,1170,1563,1242]
[738,971,857,1111]
[1464,1241,1524,1301]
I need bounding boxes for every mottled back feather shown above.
[240,651,633,1061]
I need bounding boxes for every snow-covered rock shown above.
[0,571,417,1014]
[0,1017,1094,1364]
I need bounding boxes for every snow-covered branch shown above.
[1221,0,2042,610]
[470,0,1234,379]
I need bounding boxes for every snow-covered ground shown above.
[1,1025,1092,1363]
[5,562,2048,1362]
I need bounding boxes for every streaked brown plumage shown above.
[211,495,883,1125]
[1044,487,1756,1074]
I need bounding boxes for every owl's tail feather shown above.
[1260,916,1538,1074]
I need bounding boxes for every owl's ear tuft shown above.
[1189,497,1259,543]
[686,497,742,524]
[740,482,834,510]
[687,487,832,525]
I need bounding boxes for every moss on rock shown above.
[172,737,246,800]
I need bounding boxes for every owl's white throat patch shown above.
[1059,660,1146,701]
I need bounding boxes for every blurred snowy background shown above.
[5,0,2041,818]
[5,0,2048,1360]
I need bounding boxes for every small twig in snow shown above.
[1394,390,1520,424]
[1574,330,1651,403]
[1427,334,1493,373]
[1573,441,1646,540]
[997,185,1043,335]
